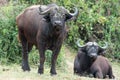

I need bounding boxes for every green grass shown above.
[0,46,120,80]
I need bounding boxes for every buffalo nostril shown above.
[54,21,62,25]
[54,21,57,25]
[89,53,97,58]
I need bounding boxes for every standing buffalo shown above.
[90,56,115,79]
[16,3,78,75]
[74,39,108,75]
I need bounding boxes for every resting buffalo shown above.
[16,3,78,75]
[74,39,108,75]
[90,56,115,79]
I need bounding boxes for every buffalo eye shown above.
[80,46,87,53]
[98,48,106,55]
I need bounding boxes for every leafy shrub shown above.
[0,0,120,65]
[0,2,28,64]
[62,0,120,59]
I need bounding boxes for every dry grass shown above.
[0,63,119,80]
[0,46,119,80]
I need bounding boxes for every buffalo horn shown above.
[100,42,108,49]
[39,5,52,15]
[68,7,79,17]
[60,6,78,17]
[76,39,85,48]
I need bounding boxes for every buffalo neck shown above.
[48,23,65,37]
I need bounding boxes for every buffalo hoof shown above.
[38,71,43,74]
[51,73,57,76]
[50,70,57,75]
[22,61,30,71]
[22,66,30,71]
[38,68,44,74]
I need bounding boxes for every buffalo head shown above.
[77,39,108,59]
[39,4,78,30]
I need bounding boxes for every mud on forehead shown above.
[50,7,66,14]
[85,42,98,46]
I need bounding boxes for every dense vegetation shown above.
[0,0,120,66]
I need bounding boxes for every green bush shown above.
[0,2,28,64]
[0,0,120,65]
[63,0,120,59]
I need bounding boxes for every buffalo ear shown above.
[98,47,106,55]
[65,14,73,21]
[79,46,86,53]
[43,14,50,22]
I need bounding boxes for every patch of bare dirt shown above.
[64,46,76,73]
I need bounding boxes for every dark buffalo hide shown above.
[16,3,78,75]
[74,40,108,76]
[90,56,115,79]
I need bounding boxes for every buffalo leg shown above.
[19,31,30,71]
[38,42,46,74]
[28,43,33,52]
[94,71,103,79]
[108,67,115,79]
[50,46,61,75]
[74,56,80,75]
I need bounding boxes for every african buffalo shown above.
[90,56,115,79]
[74,39,108,75]
[16,3,78,75]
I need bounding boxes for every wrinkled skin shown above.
[16,3,78,75]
